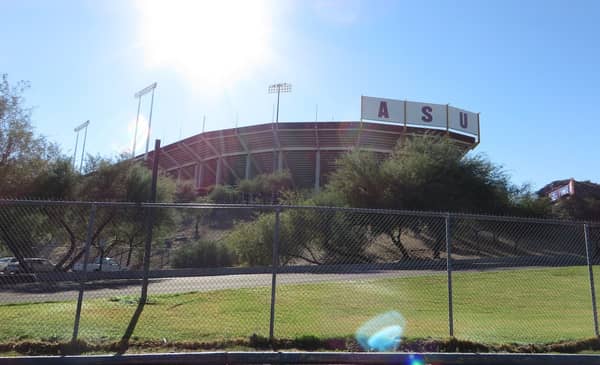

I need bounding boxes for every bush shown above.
[207,184,239,203]
[225,208,372,267]
[171,240,238,268]
[225,214,275,266]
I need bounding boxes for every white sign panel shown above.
[405,101,447,129]
[361,96,405,123]
[448,106,479,136]
[361,96,479,137]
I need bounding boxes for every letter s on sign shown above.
[421,106,433,122]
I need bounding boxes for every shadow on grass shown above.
[0,279,166,295]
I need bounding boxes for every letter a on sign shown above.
[378,101,389,119]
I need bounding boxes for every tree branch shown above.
[55,217,78,271]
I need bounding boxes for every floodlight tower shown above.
[73,120,90,172]
[132,82,157,160]
[268,82,292,124]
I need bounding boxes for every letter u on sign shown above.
[459,112,468,128]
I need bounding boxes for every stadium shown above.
[141,97,481,192]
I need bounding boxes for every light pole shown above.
[132,82,157,160]
[73,120,90,172]
[268,83,292,173]
[72,130,79,169]
[268,82,292,124]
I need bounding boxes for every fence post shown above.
[269,206,281,344]
[118,139,161,352]
[583,223,599,337]
[71,204,97,345]
[139,150,160,305]
[445,213,454,337]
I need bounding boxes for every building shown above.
[139,97,481,192]
[538,179,600,202]
[140,121,477,193]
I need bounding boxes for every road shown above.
[0,270,442,304]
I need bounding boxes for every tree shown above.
[201,171,295,230]
[325,136,527,259]
[225,213,276,266]
[228,170,294,204]
[0,74,59,197]
[226,191,372,266]
[0,75,61,271]
[0,75,179,271]
[552,195,600,222]
[23,157,176,270]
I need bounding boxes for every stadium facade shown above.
[141,120,478,193]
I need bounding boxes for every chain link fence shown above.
[0,200,599,347]
[451,216,592,343]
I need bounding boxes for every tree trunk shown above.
[390,229,411,259]
[63,246,87,271]
[126,238,134,267]
[0,224,32,273]
[55,218,78,271]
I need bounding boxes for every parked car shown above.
[73,257,124,272]
[0,258,55,275]
[0,257,18,272]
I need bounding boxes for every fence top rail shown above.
[0,200,141,208]
[0,199,598,227]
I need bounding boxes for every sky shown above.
[1,0,599,190]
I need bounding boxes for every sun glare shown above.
[136,0,273,92]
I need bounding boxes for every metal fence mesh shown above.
[0,203,92,342]
[275,208,448,340]
[451,217,591,343]
[0,200,599,348]
[76,205,146,342]
[135,207,272,342]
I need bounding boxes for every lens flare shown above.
[409,354,426,365]
[355,311,405,352]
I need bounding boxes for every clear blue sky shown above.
[1,0,599,190]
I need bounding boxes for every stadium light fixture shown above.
[268,82,292,124]
[73,120,90,172]
[132,82,157,160]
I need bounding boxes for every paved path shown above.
[0,270,442,304]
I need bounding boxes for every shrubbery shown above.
[171,240,238,268]
[225,208,373,266]
[225,214,276,266]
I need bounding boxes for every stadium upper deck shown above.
[140,121,478,192]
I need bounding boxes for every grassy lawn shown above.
[0,266,598,345]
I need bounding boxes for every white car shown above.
[73,257,124,272]
[1,258,55,275]
[0,257,18,272]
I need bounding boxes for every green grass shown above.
[0,266,598,345]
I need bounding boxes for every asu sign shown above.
[361,96,480,137]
